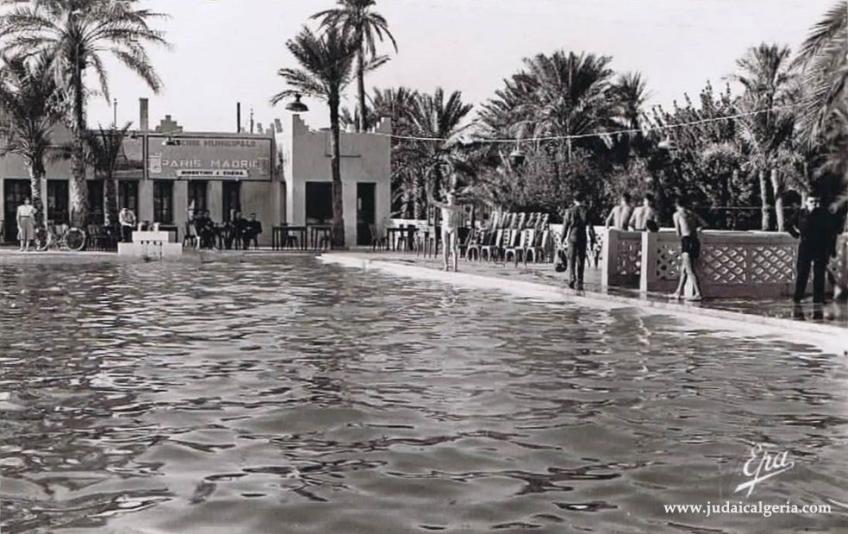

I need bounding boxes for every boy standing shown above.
[670,198,707,301]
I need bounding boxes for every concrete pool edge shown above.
[319,253,848,354]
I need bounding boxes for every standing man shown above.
[629,193,660,231]
[605,193,634,230]
[16,197,36,252]
[561,193,597,290]
[119,207,136,243]
[670,198,707,301]
[430,190,463,272]
[790,195,835,304]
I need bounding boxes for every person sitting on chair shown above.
[118,207,136,243]
[244,213,262,249]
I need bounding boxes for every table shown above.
[308,224,333,250]
[272,225,307,250]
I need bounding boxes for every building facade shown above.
[0,99,392,247]
[282,114,392,246]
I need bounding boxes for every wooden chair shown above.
[370,223,387,251]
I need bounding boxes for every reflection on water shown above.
[0,256,846,533]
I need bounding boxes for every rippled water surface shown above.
[0,255,846,533]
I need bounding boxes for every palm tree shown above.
[271,25,358,247]
[514,51,616,163]
[0,0,169,227]
[796,1,848,216]
[731,43,797,230]
[404,88,473,199]
[312,0,397,132]
[340,86,421,217]
[0,52,62,231]
[85,122,132,228]
[795,1,848,140]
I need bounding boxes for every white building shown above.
[281,114,392,246]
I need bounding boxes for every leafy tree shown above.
[0,0,169,227]
[312,0,396,132]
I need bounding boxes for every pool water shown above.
[0,256,845,533]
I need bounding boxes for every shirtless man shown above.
[430,189,463,272]
[629,193,659,231]
[605,193,634,230]
[670,198,707,301]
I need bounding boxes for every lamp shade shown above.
[285,94,309,113]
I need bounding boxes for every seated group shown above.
[190,211,263,250]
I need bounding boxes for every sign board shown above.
[147,136,273,181]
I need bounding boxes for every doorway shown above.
[356,182,375,246]
[3,179,29,242]
[305,182,333,224]
[222,181,241,222]
[87,180,104,225]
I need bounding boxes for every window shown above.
[188,180,208,213]
[153,180,173,224]
[87,180,104,224]
[119,180,139,215]
[47,180,69,224]
[222,181,241,222]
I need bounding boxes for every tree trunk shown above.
[770,168,785,232]
[70,66,88,228]
[104,172,118,228]
[356,45,367,133]
[758,169,771,231]
[28,162,46,230]
[330,95,345,247]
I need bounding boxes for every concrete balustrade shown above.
[601,229,645,288]
[592,229,848,298]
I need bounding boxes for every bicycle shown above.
[35,222,87,252]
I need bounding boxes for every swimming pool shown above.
[0,256,845,533]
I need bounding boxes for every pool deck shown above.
[320,250,848,353]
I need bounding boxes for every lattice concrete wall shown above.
[640,231,848,298]
[601,229,644,288]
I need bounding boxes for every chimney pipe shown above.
[139,98,149,131]
[237,102,241,133]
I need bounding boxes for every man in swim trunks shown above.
[431,190,463,272]
[629,193,660,231]
[670,197,707,301]
[605,193,634,230]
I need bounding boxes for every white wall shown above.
[283,114,392,246]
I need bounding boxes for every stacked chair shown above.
[465,211,554,267]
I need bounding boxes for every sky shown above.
[86,0,838,133]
